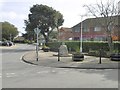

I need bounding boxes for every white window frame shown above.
[94,26,101,31]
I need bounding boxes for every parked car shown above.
[7,41,14,46]
[2,41,9,46]
[0,41,3,46]
[1,41,14,46]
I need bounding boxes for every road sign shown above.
[34,28,41,34]
[34,27,41,61]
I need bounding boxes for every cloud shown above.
[1,0,119,34]
[9,12,17,19]
[1,12,16,20]
[1,11,27,21]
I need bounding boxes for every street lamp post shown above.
[34,27,41,61]
[80,15,83,53]
[80,14,89,53]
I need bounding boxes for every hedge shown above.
[48,41,120,53]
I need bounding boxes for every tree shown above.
[24,4,64,44]
[84,0,119,54]
[49,31,58,40]
[1,21,18,41]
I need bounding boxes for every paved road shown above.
[1,44,119,88]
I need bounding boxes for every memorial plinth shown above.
[59,43,68,57]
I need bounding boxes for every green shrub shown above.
[65,41,80,52]
[88,49,109,57]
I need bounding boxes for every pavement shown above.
[22,50,119,69]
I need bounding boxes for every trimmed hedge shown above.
[48,41,120,53]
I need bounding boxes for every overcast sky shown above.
[0,0,119,35]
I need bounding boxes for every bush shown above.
[14,39,34,44]
[88,49,108,57]
[42,45,50,52]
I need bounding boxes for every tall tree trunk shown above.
[44,34,49,46]
[107,34,113,55]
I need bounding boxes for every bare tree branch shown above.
[84,0,119,54]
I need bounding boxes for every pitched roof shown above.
[59,27,72,32]
[72,15,120,29]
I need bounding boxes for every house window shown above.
[74,29,80,32]
[83,28,89,32]
[94,27,101,31]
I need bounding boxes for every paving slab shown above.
[22,50,119,69]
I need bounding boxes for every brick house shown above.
[58,27,73,41]
[72,15,120,41]
[58,15,120,41]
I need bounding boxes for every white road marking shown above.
[0,73,1,78]
[37,71,49,74]
[6,73,17,77]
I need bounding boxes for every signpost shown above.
[34,27,41,61]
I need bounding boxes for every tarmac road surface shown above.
[1,44,119,88]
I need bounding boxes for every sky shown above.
[0,0,120,35]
